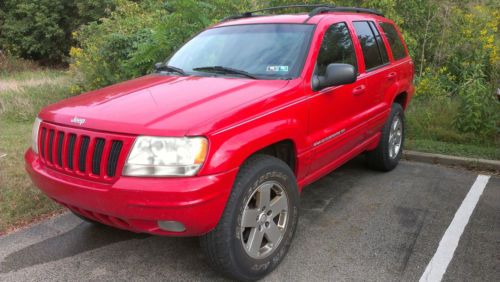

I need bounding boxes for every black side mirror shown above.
[154,62,164,70]
[312,63,357,91]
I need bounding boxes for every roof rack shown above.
[308,6,384,18]
[221,4,384,22]
[221,4,334,22]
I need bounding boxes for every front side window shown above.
[315,22,357,76]
[168,24,314,79]
[379,22,407,60]
[353,21,389,70]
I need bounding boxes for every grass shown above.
[406,97,499,160]
[0,120,63,234]
[0,67,72,234]
[406,139,499,160]
[0,71,71,122]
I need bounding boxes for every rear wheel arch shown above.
[393,91,408,109]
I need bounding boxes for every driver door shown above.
[307,21,366,173]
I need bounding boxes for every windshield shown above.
[167,24,315,79]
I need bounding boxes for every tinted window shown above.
[369,21,389,63]
[379,22,407,60]
[353,21,388,70]
[168,24,314,79]
[316,22,357,76]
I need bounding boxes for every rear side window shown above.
[353,21,389,70]
[316,22,357,76]
[379,22,407,60]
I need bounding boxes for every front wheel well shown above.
[251,140,297,175]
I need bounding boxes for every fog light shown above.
[157,220,186,232]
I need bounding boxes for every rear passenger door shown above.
[379,21,414,105]
[351,21,393,138]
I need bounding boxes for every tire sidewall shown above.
[385,104,405,166]
[229,161,299,280]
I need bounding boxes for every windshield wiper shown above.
[155,63,187,76]
[193,66,257,79]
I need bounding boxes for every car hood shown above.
[40,74,290,136]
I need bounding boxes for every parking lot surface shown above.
[0,159,498,281]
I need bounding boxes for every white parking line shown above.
[419,174,491,282]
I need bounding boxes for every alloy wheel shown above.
[388,115,403,159]
[240,181,289,259]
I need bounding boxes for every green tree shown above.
[0,0,114,65]
[70,0,252,91]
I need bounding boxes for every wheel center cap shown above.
[257,213,267,225]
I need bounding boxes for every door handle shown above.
[387,72,397,80]
[352,85,366,95]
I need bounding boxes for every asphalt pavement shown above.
[0,158,498,281]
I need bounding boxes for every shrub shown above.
[454,61,498,137]
[69,0,499,144]
[0,0,114,65]
[415,66,456,97]
[70,0,252,92]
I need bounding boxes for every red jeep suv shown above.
[25,5,414,281]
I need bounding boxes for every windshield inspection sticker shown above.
[267,65,289,72]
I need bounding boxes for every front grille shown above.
[67,134,76,169]
[92,138,105,175]
[107,141,123,177]
[78,136,90,173]
[37,122,133,182]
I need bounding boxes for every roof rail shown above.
[308,6,384,18]
[222,4,335,22]
[221,4,384,22]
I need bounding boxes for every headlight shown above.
[31,117,42,154]
[123,136,208,177]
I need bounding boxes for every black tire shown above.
[200,155,300,281]
[366,103,405,171]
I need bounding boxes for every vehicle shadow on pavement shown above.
[1,158,494,281]
[1,158,369,277]
[0,223,150,273]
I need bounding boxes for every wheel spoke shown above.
[257,183,272,210]
[265,222,282,244]
[241,208,259,228]
[270,194,287,218]
[240,180,290,259]
[388,116,403,159]
[393,118,399,131]
[246,228,264,256]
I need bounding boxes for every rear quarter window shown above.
[379,22,407,60]
[353,21,389,71]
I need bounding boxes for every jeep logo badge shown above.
[71,116,86,126]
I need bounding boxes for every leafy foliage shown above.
[0,0,114,65]
[68,0,498,140]
[70,0,251,91]
[2,0,498,141]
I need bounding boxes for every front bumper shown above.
[25,150,238,236]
